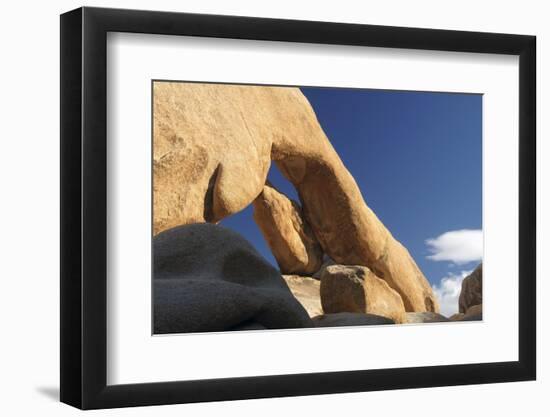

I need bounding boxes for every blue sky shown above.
[221,87,482,315]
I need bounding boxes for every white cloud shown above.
[432,270,472,317]
[425,229,483,265]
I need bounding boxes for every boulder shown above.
[320,265,406,323]
[461,314,483,321]
[448,306,482,322]
[459,264,483,313]
[312,257,335,279]
[405,312,450,324]
[282,275,322,317]
[153,82,438,312]
[229,322,268,331]
[153,223,312,334]
[313,313,395,327]
[253,183,323,275]
[462,304,483,321]
[461,314,482,322]
[465,304,483,316]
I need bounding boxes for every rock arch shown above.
[153,82,439,313]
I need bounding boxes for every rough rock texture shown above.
[320,265,406,323]
[462,304,483,321]
[153,83,272,233]
[282,275,322,317]
[465,304,483,316]
[312,257,335,279]
[313,313,395,327]
[405,312,450,324]
[461,314,482,321]
[459,264,483,313]
[153,223,312,334]
[229,322,268,331]
[253,183,323,275]
[448,306,482,322]
[153,82,438,312]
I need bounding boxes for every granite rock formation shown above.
[313,312,395,327]
[282,275,323,318]
[253,183,323,275]
[459,264,483,313]
[405,312,450,324]
[153,82,438,313]
[312,257,335,279]
[320,265,406,323]
[153,223,312,334]
[462,304,483,321]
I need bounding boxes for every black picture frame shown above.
[60,6,536,410]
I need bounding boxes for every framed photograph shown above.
[60,6,536,409]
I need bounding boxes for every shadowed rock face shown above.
[313,313,395,327]
[153,82,439,313]
[459,264,482,313]
[153,223,312,334]
[462,304,482,321]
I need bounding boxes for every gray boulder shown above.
[229,321,268,331]
[312,312,395,327]
[154,223,312,334]
[461,314,482,321]
[405,312,450,324]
